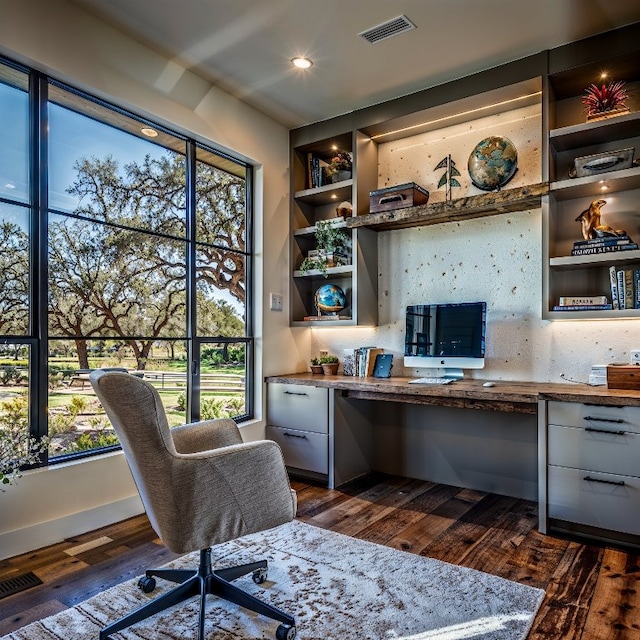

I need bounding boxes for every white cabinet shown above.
[541,400,640,540]
[266,381,373,488]
[266,383,330,478]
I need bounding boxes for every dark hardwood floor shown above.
[1,473,639,638]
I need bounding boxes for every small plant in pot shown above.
[327,151,352,183]
[299,220,349,278]
[320,354,339,375]
[310,357,323,374]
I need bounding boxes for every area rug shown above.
[2,520,545,639]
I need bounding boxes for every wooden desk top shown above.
[265,373,640,414]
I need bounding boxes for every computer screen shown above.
[404,302,486,375]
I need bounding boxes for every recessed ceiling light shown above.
[140,127,158,137]
[291,57,313,69]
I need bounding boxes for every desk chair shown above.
[90,370,297,640]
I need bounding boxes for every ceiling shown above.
[70,0,640,130]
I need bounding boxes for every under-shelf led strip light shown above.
[370,91,542,140]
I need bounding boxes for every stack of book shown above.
[343,347,383,377]
[609,265,640,310]
[571,234,638,256]
[553,296,612,311]
[306,153,330,189]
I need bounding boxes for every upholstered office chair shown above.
[89,370,297,640]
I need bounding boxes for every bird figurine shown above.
[575,199,626,240]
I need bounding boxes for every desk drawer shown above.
[548,465,640,536]
[548,401,640,434]
[267,384,328,434]
[266,425,328,475]
[548,424,640,477]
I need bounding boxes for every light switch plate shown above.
[270,293,283,312]
[630,349,640,365]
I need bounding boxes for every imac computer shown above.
[404,301,486,379]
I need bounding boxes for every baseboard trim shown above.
[0,494,144,560]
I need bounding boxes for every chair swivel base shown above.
[99,548,296,640]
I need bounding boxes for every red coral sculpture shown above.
[582,80,628,116]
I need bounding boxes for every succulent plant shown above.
[582,80,628,116]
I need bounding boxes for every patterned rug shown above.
[2,520,545,639]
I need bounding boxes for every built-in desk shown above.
[265,373,640,546]
[266,372,640,408]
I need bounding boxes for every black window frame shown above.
[0,54,255,468]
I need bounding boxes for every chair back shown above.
[89,369,180,539]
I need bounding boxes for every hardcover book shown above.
[558,296,608,306]
[553,304,613,311]
[623,269,635,309]
[609,265,620,310]
[573,235,630,247]
[617,269,626,309]
[571,243,638,256]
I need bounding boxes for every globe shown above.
[314,284,346,315]
[467,136,518,191]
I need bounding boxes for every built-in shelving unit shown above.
[289,23,640,324]
[289,131,378,326]
[543,44,640,319]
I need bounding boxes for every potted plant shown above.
[320,354,339,375]
[299,220,349,277]
[310,357,323,374]
[1,396,50,490]
[583,79,629,121]
[328,151,352,183]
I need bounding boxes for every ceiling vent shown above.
[358,15,416,44]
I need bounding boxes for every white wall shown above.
[0,0,303,559]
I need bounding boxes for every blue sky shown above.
[0,78,244,317]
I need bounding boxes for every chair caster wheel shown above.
[276,623,296,640]
[138,576,156,593]
[252,568,268,584]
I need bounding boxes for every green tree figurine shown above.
[434,155,461,201]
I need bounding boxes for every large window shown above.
[0,58,253,465]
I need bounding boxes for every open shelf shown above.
[550,166,640,201]
[549,111,640,151]
[346,183,549,231]
[550,249,640,268]
[294,181,353,206]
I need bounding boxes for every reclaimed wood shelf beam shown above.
[346,182,549,231]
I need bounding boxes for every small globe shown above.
[315,284,346,315]
[468,136,518,191]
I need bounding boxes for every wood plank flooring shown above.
[1,473,638,638]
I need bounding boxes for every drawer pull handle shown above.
[585,427,628,436]
[283,432,308,439]
[584,403,625,408]
[283,391,308,397]
[583,475,626,487]
[584,416,624,424]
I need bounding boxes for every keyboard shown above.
[409,377,455,385]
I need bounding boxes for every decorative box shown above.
[569,148,634,178]
[369,182,429,213]
[606,364,640,390]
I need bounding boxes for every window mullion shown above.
[30,71,49,447]
[186,140,199,421]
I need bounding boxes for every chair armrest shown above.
[171,418,243,453]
